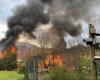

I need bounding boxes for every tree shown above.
[0,46,17,70]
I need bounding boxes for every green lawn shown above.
[0,71,24,80]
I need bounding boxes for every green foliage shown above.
[18,65,26,74]
[22,60,29,80]
[78,57,92,80]
[97,65,100,79]
[0,49,17,70]
[45,67,79,80]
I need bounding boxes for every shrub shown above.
[79,56,92,80]
[45,67,79,80]
[0,49,17,70]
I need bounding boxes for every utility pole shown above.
[84,24,100,80]
[89,24,97,80]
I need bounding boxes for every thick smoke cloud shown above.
[35,24,66,51]
[39,0,100,49]
[0,0,49,50]
[8,0,49,37]
[0,0,99,50]
[38,0,94,49]
[44,0,94,36]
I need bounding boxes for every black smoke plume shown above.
[0,0,99,51]
[0,0,49,50]
[39,0,96,49]
[41,0,52,3]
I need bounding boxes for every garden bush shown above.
[45,67,79,80]
[0,48,17,70]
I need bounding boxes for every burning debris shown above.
[0,0,99,51]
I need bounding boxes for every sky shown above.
[0,0,26,36]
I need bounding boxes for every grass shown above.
[0,71,24,80]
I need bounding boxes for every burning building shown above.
[0,0,98,72]
[0,0,100,79]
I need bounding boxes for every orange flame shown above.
[0,50,6,59]
[38,53,64,70]
[10,46,16,53]
[0,46,16,59]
